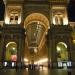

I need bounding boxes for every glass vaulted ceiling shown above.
[26,21,45,53]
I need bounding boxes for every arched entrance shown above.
[24,13,49,29]
[56,42,68,62]
[24,13,49,65]
[5,42,17,61]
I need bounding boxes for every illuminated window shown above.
[56,42,72,68]
[12,62,15,67]
[3,62,7,67]
[54,14,63,25]
[56,42,68,61]
[6,42,17,61]
[10,13,18,24]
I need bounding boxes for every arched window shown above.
[10,12,18,24]
[56,42,68,61]
[5,42,17,61]
[54,14,63,25]
[54,16,59,25]
[56,42,72,68]
[27,21,45,48]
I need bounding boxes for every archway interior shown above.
[56,42,68,61]
[24,13,49,64]
[5,42,17,61]
[56,42,71,68]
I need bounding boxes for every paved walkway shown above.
[0,68,69,75]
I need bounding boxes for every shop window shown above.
[5,42,17,61]
[56,42,68,61]
[56,42,72,68]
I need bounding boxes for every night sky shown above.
[0,0,5,20]
[0,0,75,22]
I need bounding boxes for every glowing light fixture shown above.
[34,58,48,64]
[4,62,7,67]
[12,62,15,67]
[34,48,37,53]
[57,46,61,52]
[58,61,72,68]
[12,47,16,50]
[58,62,62,67]
[73,40,75,44]
[24,58,28,62]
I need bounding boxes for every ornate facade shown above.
[0,0,75,75]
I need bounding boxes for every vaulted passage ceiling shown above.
[24,21,48,63]
[24,12,49,63]
[24,36,48,62]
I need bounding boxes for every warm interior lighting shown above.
[58,42,67,48]
[5,16,21,24]
[57,42,68,61]
[11,55,17,61]
[53,17,56,25]
[6,42,17,48]
[24,58,28,62]
[57,46,61,52]
[12,62,15,67]
[34,58,48,64]
[58,61,72,68]
[5,16,9,24]
[48,26,50,29]
[63,17,68,25]
[12,47,16,50]
[4,62,7,67]
[18,17,21,24]
[73,40,75,44]
[34,48,38,53]
[52,7,68,25]
[24,13,49,29]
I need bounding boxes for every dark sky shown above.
[0,0,5,20]
[68,0,75,22]
[0,0,75,22]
